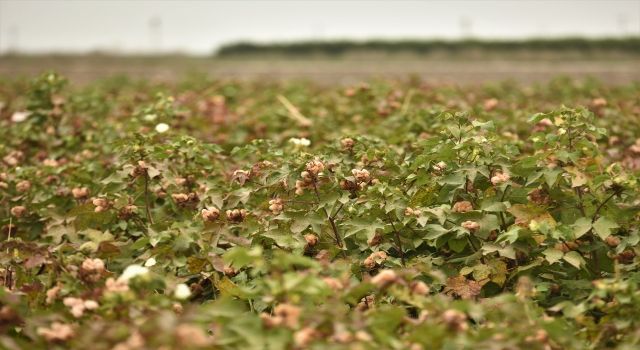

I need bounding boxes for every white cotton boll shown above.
[144,113,158,121]
[144,257,157,267]
[155,123,170,133]
[289,138,311,147]
[174,283,192,300]
[83,300,99,310]
[118,264,150,283]
[11,111,30,123]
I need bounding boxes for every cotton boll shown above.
[155,123,170,133]
[174,283,192,300]
[118,264,150,283]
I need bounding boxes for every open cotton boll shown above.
[11,111,30,123]
[289,137,311,147]
[144,257,157,267]
[174,283,192,300]
[155,123,170,133]
[143,113,158,121]
[118,264,150,283]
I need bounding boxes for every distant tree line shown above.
[215,37,640,57]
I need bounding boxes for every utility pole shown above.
[149,16,163,53]
[460,16,473,39]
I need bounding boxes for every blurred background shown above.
[0,0,639,84]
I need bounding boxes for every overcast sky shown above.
[0,0,638,54]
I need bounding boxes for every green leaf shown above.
[572,218,592,239]
[543,168,562,187]
[563,251,585,269]
[593,217,618,240]
[448,238,467,253]
[290,218,310,234]
[425,224,449,240]
[543,248,564,264]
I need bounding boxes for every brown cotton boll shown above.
[516,276,535,299]
[367,233,383,247]
[591,97,607,109]
[315,250,330,265]
[452,201,473,213]
[441,309,468,332]
[410,281,430,295]
[370,269,398,288]
[268,198,284,215]
[10,206,27,218]
[294,327,318,348]
[304,234,318,247]
[37,322,75,343]
[201,207,220,222]
[483,98,499,111]
[356,295,375,311]
[172,193,189,203]
[554,242,570,253]
[616,250,636,264]
[226,208,248,223]
[605,236,621,247]
[341,138,355,150]
[174,324,212,347]
[172,303,184,314]
[351,168,371,184]
[44,176,59,185]
[71,187,89,199]
[16,180,31,193]
[363,257,376,270]
[80,258,106,283]
[119,205,138,219]
[175,177,188,186]
[363,251,387,269]
[461,220,480,232]
[92,198,109,211]
[305,159,325,176]
[232,169,251,185]
[260,313,283,328]
[340,179,359,192]
[322,277,344,291]
[274,303,301,329]
[355,330,373,342]
[223,266,237,277]
[45,285,62,305]
[490,172,510,186]
[528,188,550,205]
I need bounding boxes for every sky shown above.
[0,0,638,54]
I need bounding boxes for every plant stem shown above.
[389,220,405,266]
[312,181,342,248]
[143,173,154,225]
[591,190,621,223]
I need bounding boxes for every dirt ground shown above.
[0,54,638,85]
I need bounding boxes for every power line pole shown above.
[149,16,162,53]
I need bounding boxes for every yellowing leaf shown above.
[488,259,508,286]
[443,276,482,299]
[593,217,618,240]
[543,248,564,264]
[573,218,592,239]
[565,167,588,188]
[508,204,556,229]
[563,251,585,269]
